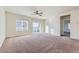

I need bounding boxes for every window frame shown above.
[16,20,28,32]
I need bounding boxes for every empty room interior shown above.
[0,6,79,53]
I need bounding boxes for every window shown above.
[45,25,49,33]
[16,20,28,32]
[68,23,70,30]
[50,28,54,34]
[32,22,41,32]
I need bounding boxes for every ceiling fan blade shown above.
[33,10,43,16]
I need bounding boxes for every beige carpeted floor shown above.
[0,33,79,53]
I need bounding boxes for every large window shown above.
[45,25,49,33]
[16,20,28,32]
[32,22,41,32]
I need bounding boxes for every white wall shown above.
[48,15,60,36]
[50,9,79,39]
[70,9,79,39]
[0,7,5,47]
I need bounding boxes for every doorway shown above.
[60,15,70,37]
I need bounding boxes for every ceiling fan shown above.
[33,10,43,16]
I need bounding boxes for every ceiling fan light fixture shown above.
[33,10,43,16]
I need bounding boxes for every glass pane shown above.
[16,20,28,32]
[45,25,49,33]
[33,22,40,32]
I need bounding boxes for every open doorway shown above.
[60,15,70,37]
